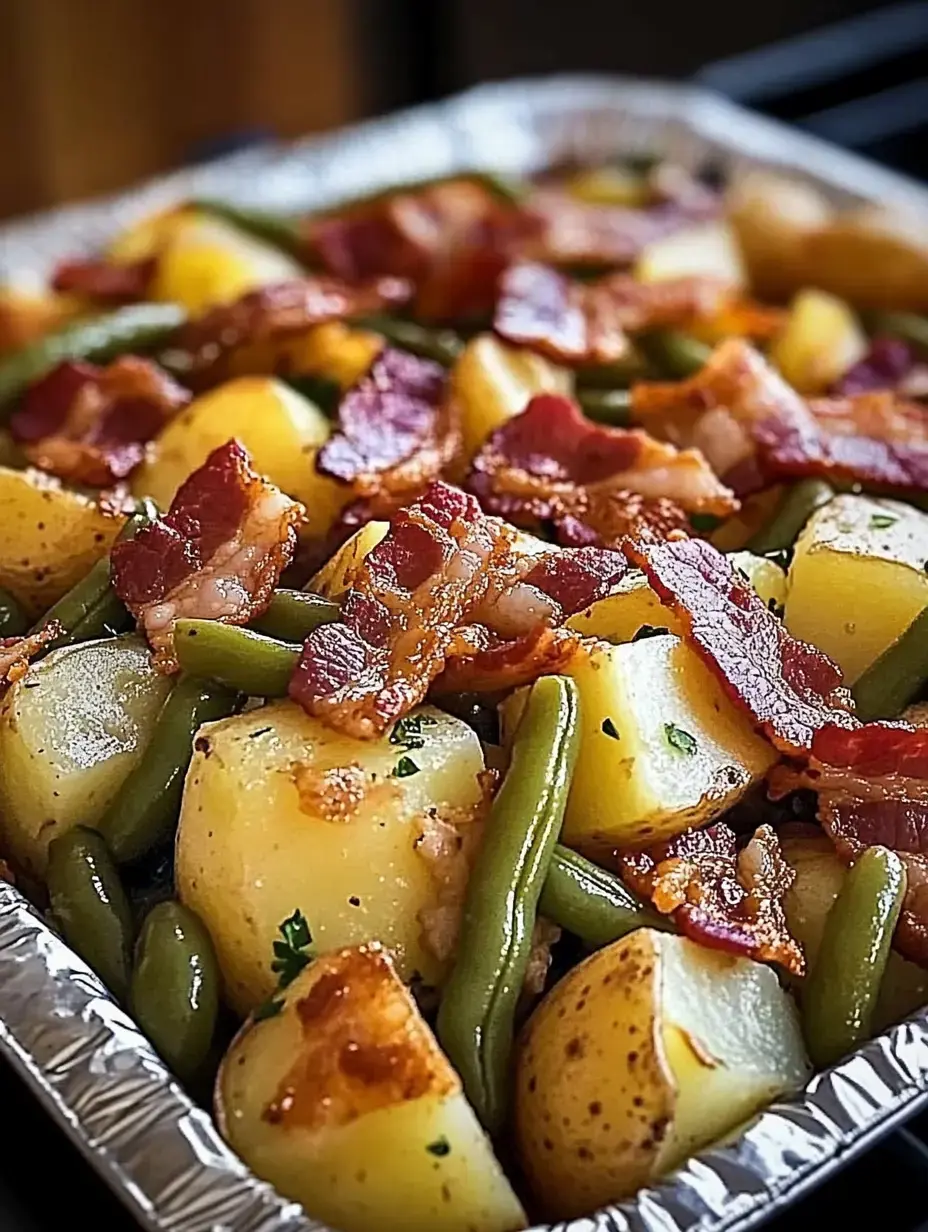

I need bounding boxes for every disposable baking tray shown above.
[2,74,928,1232]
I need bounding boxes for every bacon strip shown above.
[769,721,928,966]
[831,337,928,397]
[289,481,625,737]
[317,347,459,505]
[494,262,735,365]
[620,823,804,975]
[111,440,305,671]
[10,358,190,487]
[0,625,61,689]
[50,258,154,304]
[174,275,411,386]
[467,392,736,547]
[310,179,539,322]
[626,536,855,754]
[633,338,928,496]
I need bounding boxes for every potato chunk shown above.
[0,466,124,618]
[132,377,346,534]
[634,221,746,287]
[515,929,808,1219]
[176,700,487,1015]
[451,333,572,458]
[0,636,173,877]
[310,520,390,598]
[216,944,527,1232]
[785,494,928,683]
[769,288,865,394]
[503,635,775,852]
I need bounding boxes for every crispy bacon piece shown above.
[290,481,625,737]
[0,625,61,690]
[50,258,154,304]
[769,721,928,966]
[317,347,459,502]
[831,337,927,396]
[620,823,804,975]
[467,393,736,547]
[494,262,735,365]
[626,536,855,754]
[310,179,539,322]
[111,440,305,671]
[10,358,190,486]
[175,275,412,386]
[633,338,928,496]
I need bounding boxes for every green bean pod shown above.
[577,388,633,426]
[191,198,305,254]
[250,589,340,643]
[174,620,299,696]
[0,585,28,637]
[130,901,220,1082]
[0,304,186,412]
[852,606,928,721]
[540,845,664,948]
[802,845,906,1069]
[353,315,463,367]
[46,826,134,1000]
[437,674,581,1135]
[640,330,712,379]
[284,374,342,416]
[745,480,834,556]
[99,675,238,864]
[864,310,928,357]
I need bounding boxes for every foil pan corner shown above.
[3,74,928,1232]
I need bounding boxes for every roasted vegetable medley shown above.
[2,156,928,1232]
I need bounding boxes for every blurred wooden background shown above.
[0,0,371,221]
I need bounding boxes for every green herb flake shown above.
[392,755,420,778]
[664,723,698,756]
[601,717,621,740]
[426,1136,451,1157]
[870,514,897,530]
[270,908,313,988]
[389,713,436,750]
[253,997,284,1022]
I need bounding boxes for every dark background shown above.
[2,0,928,1228]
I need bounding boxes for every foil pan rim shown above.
[3,72,928,1232]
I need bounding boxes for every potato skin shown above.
[216,944,526,1232]
[0,636,173,878]
[0,466,124,618]
[176,700,487,1016]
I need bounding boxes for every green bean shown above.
[540,845,664,948]
[131,901,220,1082]
[640,330,712,379]
[0,586,27,637]
[802,846,906,1068]
[437,674,580,1134]
[46,826,134,1000]
[353,315,463,367]
[99,675,238,864]
[745,480,834,556]
[191,198,305,255]
[852,606,928,721]
[250,589,340,643]
[284,374,342,416]
[577,388,633,426]
[0,304,186,412]
[35,500,158,648]
[175,620,298,696]
[574,349,650,390]
[865,310,928,357]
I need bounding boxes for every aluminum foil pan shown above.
[3,74,928,1232]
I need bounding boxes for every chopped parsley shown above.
[392,755,420,778]
[426,1137,451,1157]
[389,713,436,750]
[869,513,897,530]
[664,722,698,755]
[632,624,668,642]
[254,908,314,1022]
[601,717,621,740]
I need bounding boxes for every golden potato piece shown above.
[769,288,866,395]
[635,221,746,287]
[802,205,928,312]
[310,520,390,598]
[726,171,832,301]
[0,467,124,618]
[515,929,809,1220]
[216,944,527,1232]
